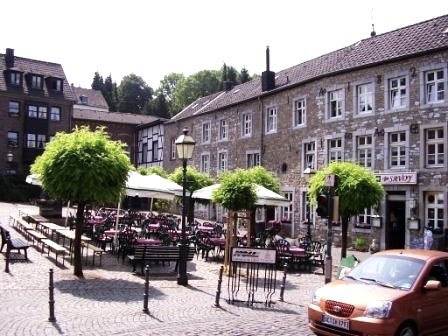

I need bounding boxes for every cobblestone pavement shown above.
[0,202,369,336]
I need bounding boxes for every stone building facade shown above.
[163,15,448,251]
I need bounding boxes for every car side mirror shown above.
[424,279,442,290]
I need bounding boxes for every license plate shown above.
[321,314,350,330]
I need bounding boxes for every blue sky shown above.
[3,0,447,89]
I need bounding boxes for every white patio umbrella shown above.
[25,174,72,226]
[191,183,290,207]
[125,171,183,200]
[25,174,42,186]
[113,172,184,244]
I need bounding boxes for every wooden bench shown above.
[41,239,68,266]
[26,230,48,250]
[128,245,195,274]
[1,225,30,272]
[81,242,105,266]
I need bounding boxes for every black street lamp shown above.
[175,128,195,286]
[303,166,315,243]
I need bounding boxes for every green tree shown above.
[104,74,118,111]
[170,166,213,224]
[31,126,132,277]
[247,166,280,192]
[170,70,221,114]
[307,162,384,258]
[156,73,185,116]
[145,93,170,118]
[117,74,153,114]
[238,67,251,83]
[91,71,103,91]
[213,169,258,211]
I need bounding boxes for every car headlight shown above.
[364,300,392,319]
[311,292,321,305]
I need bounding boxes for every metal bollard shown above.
[143,265,150,313]
[48,268,56,322]
[279,262,288,302]
[214,266,224,307]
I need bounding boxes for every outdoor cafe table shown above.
[134,238,162,245]
[196,225,214,233]
[54,229,91,251]
[288,246,311,271]
[35,222,67,237]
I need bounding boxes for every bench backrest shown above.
[0,225,10,242]
[133,245,195,261]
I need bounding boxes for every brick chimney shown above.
[261,46,275,92]
[5,48,14,68]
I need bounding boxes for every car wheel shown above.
[395,323,417,336]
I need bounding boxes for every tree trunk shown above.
[73,202,86,277]
[340,217,349,259]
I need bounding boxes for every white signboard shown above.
[325,174,335,187]
[376,172,417,185]
[231,247,276,264]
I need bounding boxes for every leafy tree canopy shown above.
[213,169,258,211]
[137,166,168,178]
[117,74,154,114]
[31,126,132,204]
[169,165,213,195]
[307,161,384,258]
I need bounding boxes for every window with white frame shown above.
[218,151,228,172]
[425,69,445,104]
[8,101,19,116]
[357,83,373,114]
[201,153,210,173]
[241,112,252,137]
[50,107,60,121]
[281,192,293,222]
[389,131,407,168]
[425,192,444,232]
[355,208,373,229]
[327,89,343,119]
[304,141,316,169]
[293,98,306,127]
[357,135,372,168]
[301,192,312,225]
[7,131,18,148]
[246,151,260,168]
[201,121,211,143]
[389,76,408,109]
[266,106,277,133]
[328,138,343,162]
[218,119,228,141]
[425,128,444,168]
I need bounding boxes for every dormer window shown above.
[5,70,22,86]
[47,77,63,92]
[31,75,43,90]
[10,72,21,85]
[80,95,88,105]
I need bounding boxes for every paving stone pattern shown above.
[0,202,369,336]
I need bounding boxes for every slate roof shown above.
[170,14,448,123]
[72,86,109,109]
[0,50,75,101]
[73,108,162,125]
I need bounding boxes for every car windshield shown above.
[346,254,425,290]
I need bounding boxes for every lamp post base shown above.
[177,243,188,286]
